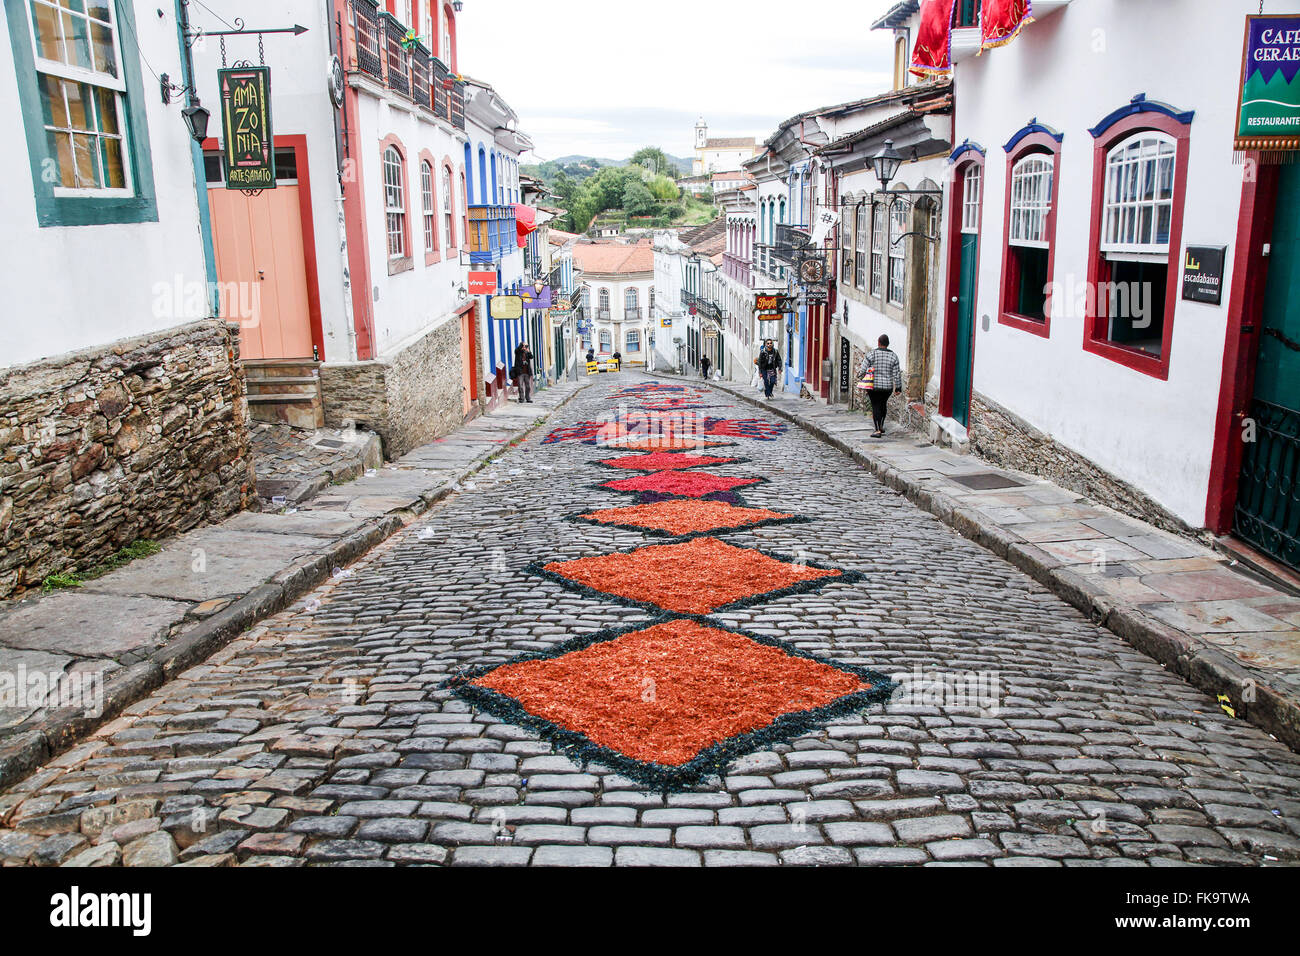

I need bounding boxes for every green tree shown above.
[648,174,679,201]
[630,146,673,177]
[622,179,657,217]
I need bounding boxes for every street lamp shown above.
[181,98,210,143]
[871,139,904,191]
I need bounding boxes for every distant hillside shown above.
[546,153,692,175]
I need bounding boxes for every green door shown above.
[951,233,978,427]
[1235,163,1300,570]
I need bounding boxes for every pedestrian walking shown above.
[756,339,781,399]
[700,355,711,380]
[857,334,903,437]
[612,350,622,371]
[512,341,535,403]
[585,347,595,364]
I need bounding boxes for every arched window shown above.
[442,163,455,248]
[888,199,910,306]
[962,164,983,234]
[1003,151,1056,325]
[626,329,641,353]
[442,3,456,71]
[383,145,407,260]
[841,204,855,283]
[598,288,610,317]
[856,201,869,290]
[870,202,885,297]
[599,329,612,352]
[477,147,487,204]
[625,287,638,314]
[459,169,468,246]
[421,160,436,254]
[1084,108,1191,376]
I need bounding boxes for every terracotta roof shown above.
[711,170,749,182]
[548,228,580,245]
[572,241,654,275]
[704,137,757,149]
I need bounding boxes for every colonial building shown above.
[929,0,1298,574]
[573,240,655,365]
[692,119,761,175]
[0,0,256,598]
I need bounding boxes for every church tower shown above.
[694,117,708,150]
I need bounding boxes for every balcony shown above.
[349,0,464,129]
[722,253,752,287]
[466,204,517,265]
[624,308,642,322]
[772,223,810,265]
[596,309,611,322]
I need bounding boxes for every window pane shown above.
[100,134,124,188]
[94,86,118,134]
[31,2,63,62]
[90,20,116,77]
[61,9,91,70]
[45,129,74,185]
[71,132,99,186]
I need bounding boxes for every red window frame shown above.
[1082,111,1191,380]
[997,130,1062,338]
[379,134,413,276]
[418,149,441,266]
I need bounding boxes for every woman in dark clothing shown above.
[857,334,903,437]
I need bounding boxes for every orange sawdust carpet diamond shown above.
[534,536,857,614]
[468,619,877,766]
[575,498,801,537]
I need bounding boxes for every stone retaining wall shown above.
[320,317,465,460]
[0,319,256,599]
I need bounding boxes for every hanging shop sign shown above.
[1181,245,1228,305]
[467,271,497,295]
[1236,15,1300,154]
[490,295,524,320]
[840,338,851,391]
[521,282,553,310]
[661,316,673,328]
[219,66,276,190]
[327,54,345,109]
[755,293,794,314]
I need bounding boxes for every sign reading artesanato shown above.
[220,66,276,190]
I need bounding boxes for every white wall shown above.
[3,1,209,367]
[956,0,1252,525]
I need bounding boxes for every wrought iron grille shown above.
[410,46,431,111]
[432,56,450,119]
[382,14,410,98]
[449,82,466,130]
[351,0,382,80]
[1235,397,1300,571]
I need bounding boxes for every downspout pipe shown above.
[174,0,219,319]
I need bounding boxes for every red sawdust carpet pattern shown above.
[471,619,869,765]
[579,499,793,535]
[542,536,841,614]
[599,452,738,471]
[601,470,760,498]
[605,437,733,452]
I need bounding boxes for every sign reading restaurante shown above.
[220,67,276,189]
[1236,14,1300,153]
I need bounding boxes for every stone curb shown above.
[0,383,593,791]
[652,371,1300,754]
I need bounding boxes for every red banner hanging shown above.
[910,0,957,77]
[981,0,1034,51]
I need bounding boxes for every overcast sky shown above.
[457,0,899,162]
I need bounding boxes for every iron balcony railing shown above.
[624,308,642,322]
[466,204,517,264]
[349,0,464,129]
[596,309,611,321]
[771,223,810,265]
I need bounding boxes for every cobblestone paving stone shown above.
[3,374,1300,867]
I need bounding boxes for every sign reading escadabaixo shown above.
[220,67,276,190]
[1236,15,1300,153]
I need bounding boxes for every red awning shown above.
[981,0,1034,51]
[514,203,536,248]
[911,0,956,78]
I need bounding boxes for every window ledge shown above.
[999,311,1051,337]
[1083,336,1170,380]
[389,257,414,276]
[425,250,442,266]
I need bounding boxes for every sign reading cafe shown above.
[220,67,276,189]
[1236,15,1300,153]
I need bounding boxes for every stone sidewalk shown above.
[0,380,590,787]
[654,371,1300,753]
[250,421,383,508]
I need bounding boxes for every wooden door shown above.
[951,233,979,427]
[207,181,313,360]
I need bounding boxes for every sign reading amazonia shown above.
[220,67,276,189]
[1236,15,1300,153]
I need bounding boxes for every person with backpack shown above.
[857,333,903,437]
[756,340,781,398]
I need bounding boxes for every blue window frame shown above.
[7,0,157,227]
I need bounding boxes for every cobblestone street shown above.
[3,374,1299,868]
